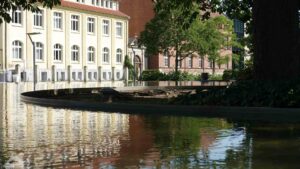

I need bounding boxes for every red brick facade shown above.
[148,51,232,75]
[119,0,155,37]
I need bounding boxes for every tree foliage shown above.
[0,0,60,23]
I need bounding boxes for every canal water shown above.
[0,82,300,169]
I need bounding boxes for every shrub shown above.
[209,74,223,81]
[141,70,166,81]
[171,79,300,108]
[141,70,200,81]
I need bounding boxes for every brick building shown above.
[119,1,232,75]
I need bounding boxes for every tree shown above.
[140,3,197,73]
[188,16,239,75]
[0,0,60,23]
[140,1,238,75]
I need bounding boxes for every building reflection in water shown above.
[0,82,252,169]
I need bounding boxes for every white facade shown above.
[0,0,129,82]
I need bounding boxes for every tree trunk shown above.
[253,0,300,80]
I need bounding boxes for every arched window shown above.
[116,48,122,63]
[103,47,109,63]
[12,40,22,59]
[53,44,62,61]
[35,42,43,60]
[71,45,80,61]
[88,46,95,62]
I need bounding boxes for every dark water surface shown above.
[0,83,300,169]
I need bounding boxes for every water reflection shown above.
[1,82,300,169]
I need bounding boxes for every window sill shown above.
[87,62,96,64]
[11,24,23,27]
[33,26,44,30]
[71,31,80,34]
[53,29,63,32]
[35,60,45,63]
[53,60,63,63]
[87,32,95,36]
[11,59,23,62]
[102,34,110,37]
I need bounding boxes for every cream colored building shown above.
[0,0,129,82]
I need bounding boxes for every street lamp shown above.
[27,32,41,91]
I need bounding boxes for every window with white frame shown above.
[199,57,204,68]
[96,0,100,6]
[116,48,122,63]
[33,10,43,27]
[53,12,62,30]
[102,71,111,80]
[116,22,122,37]
[35,42,43,60]
[88,46,95,62]
[53,44,62,61]
[103,47,109,63]
[87,17,95,33]
[71,15,79,32]
[116,71,121,80]
[12,7,22,25]
[163,50,169,67]
[103,20,109,35]
[177,57,182,68]
[71,45,80,61]
[101,0,104,6]
[109,1,113,8]
[12,41,22,59]
[91,0,95,5]
[209,60,213,68]
[187,55,192,68]
[105,0,109,8]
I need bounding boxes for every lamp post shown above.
[27,32,41,91]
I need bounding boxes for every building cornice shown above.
[60,0,130,19]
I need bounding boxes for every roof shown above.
[60,0,130,19]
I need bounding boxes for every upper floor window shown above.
[87,17,95,33]
[71,15,80,32]
[53,12,62,30]
[208,60,213,68]
[103,20,109,36]
[96,0,100,6]
[199,57,204,68]
[103,47,109,63]
[12,41,22,59]
[33,10,43,27]
[35,42,44,60]
[71,45,80,61]
[187,55,192,68]
[92,0,95,5]
[88,46,95,62]
[12,7,22,25]
[163,50,169,67]
[53,44,62,61]
[116,48,122,63]
[116,22,122,37]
